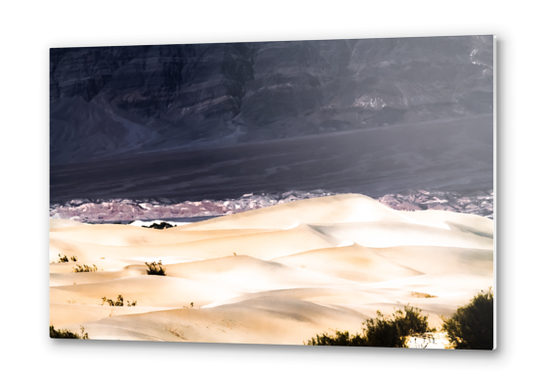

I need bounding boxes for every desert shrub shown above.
[50,325,89,339]
[143,222,174,229]
[72,264,98,273]
[306,330,365,346]
[145,261,166,276]
[101,295,125,306]
[306,305,434,348]
[394,306,434,340]
[363,306,434,347]
[442,288,494,350]
[57,254,78,263]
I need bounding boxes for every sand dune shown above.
[50,223,338,263]
[273,243,422,283]
[202,287,393,315]
[162,255,354,290]
[49,303,168,329]
[372,246,493,275]
[49,193,494,346]
[175,194,420,231]
[50,275,242,309]
[49,258,133,274]
[401,210,494,238]
[58,296,366,344]
[51,224,275,247]
[49,219,86,228]
[312,221,493,249]
[361,272,494,316]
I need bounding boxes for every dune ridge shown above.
[49,193,494,346]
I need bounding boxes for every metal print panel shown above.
[49,35,495,349]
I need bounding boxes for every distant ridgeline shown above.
[49,189,493,223]
[50,37,493,166]
[378,189,494,219]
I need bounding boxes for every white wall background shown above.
[1,1,537,382]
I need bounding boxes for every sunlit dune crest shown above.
[49,193,494,346]
[174,194,420,231]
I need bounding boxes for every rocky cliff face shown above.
[50,36,493,164]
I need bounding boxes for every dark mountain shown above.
[50,36,493,165]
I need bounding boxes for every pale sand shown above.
[51,225,276,247]
[49,194,494,346]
